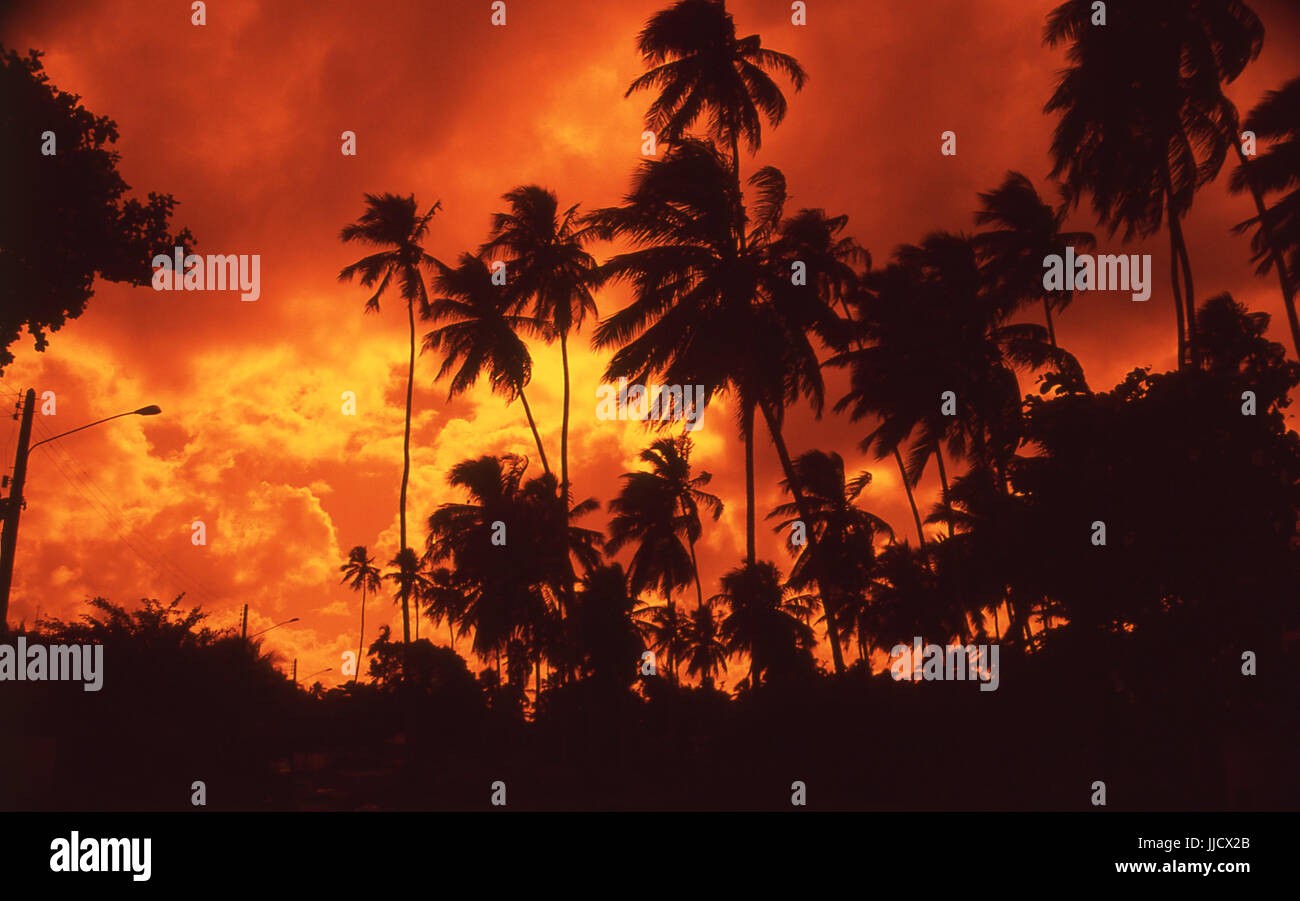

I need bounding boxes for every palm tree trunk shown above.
[448,619,455,653]
[355,585,366,686]
[1162,177,1189,370]
[688,533,706,610]
[519,388,551,476]
[1170,212,1200,368]
[1235,137,1300,360]
[759,400,847,676]
[895,447,926,546]
[399,297,415,646]
[933,442,955,539]
[560,333,571,502]
[559,334,577,631]
[743,400,757,566]
[1042,297,1057,347]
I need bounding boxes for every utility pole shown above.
[292,657,297,685]
[0,389,35,634]
[241,604,248,640]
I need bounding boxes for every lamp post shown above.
[299,667,332,687]
[0,389,161,632]
[247,616,299,640]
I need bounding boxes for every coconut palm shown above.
[422,563,473,654]
[423,252,555,474]
[426,454,602,683]
[590,140,850,671]
[384,548,434,642]
[1043,0,1263,369]
[1230,77,1300,360]
[481,185,598,624]
[681,600,728,688]
[339,545,381,685]
[772,207,930,545]
[714,560,815,687]
[626,0,806,187]
[339,192,440,644]
[833,234,1069,544]
[633,600,688,683]
[481,185,598,502]
[974,171,1096,347]
[768,450,893,660]
[607,436,722,612]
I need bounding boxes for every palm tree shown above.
[772,207,930,546]
[1043,0,1262,369]
[590,140,850,671]
[481,185,598,502]
[423,252,555,474]
[626,0,806,191]
[714,560,814,688]
[384,547,433,642]
[621,0,806,551]
[481,185,599,623]
[681,600,728,688]
[768,450,892,661]
[633,601,687,683]
[833,234,1068,542]
[339,192,441,644]
[426,454,603,683]
[339,546,381,685]
[1230,77,1300,360]
[974,171,1096,347]
[607,436,722,612]
[573,564,643,687]
[422,563,473,654]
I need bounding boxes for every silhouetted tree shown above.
[0,47,193,372]
[339,192,441,644]
[340,546,381,685]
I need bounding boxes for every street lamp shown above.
[299,667,332,686]
[248,616,300,640]
[0,389,162,631]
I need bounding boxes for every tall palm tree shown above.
[423,252,555,474]
[481,185,598,503]
[1230,77,1300,360]
[1044,0,1261,369]
[481,185,599,622]
[339,545,381,685]
[772,207,929,545]
[627,0,806,190]
[974,171,1096,347]
[833,234,1068,541]
[622,0,806,561]
[590,140,849,671]
[339,192,440,644]
[607,436,722,612]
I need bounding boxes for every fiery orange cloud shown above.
[2,0,1297,683]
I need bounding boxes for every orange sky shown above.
[2,0,1298,686]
